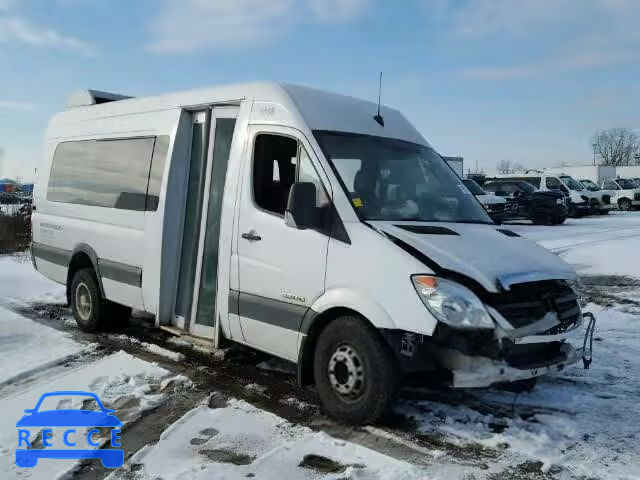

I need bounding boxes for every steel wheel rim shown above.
[328,344,365,401]
[75,282,92,321]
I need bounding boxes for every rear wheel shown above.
[70,268,112,332]
[619,199,631,211]
[313,315,400,425]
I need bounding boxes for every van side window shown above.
[47,136,169,211]
[546,177,563,190]
[526,177,541,188]
[253,134,298,215]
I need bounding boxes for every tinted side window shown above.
[146,136,170,211]
[253,134,298,215]
[525,177,541,188]
[546,177,563,190]
[48,137,157,210]
[603,180,618,190]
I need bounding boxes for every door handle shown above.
[241,231,262,241]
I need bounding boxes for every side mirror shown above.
[285,182,320,230]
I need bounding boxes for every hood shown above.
[371,221,577,293]
[475,194,506,205]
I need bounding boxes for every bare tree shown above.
[592,128,640,166]
[496,160,512,174]
[512,163,526,173]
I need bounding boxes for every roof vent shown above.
[66,90,133,109]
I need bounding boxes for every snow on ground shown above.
[110,399,424,480]
[0,253,64,306]
[108,334,186,362]
[507,212,640,278]
[0,307,90,386]
[0,350,185,480]
[0,254,191,480]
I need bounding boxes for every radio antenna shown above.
[373,71,384,127]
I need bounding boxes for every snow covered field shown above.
[1,212,640,479]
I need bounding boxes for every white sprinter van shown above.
[32,83,595,424]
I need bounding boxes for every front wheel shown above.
[313,316,400,425]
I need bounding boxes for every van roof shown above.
[54,82,427,146]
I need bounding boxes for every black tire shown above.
[70,268,111,332]
[532,214,546,225]
[619,199,631,211]
[313,315,400,425]
[550,216,566,225]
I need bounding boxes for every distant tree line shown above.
[496,160,526,174]
[592,128,640,166]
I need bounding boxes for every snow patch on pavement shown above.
[0,306,89,387]
[0,350,188,480]
[109,334,186,362]
[0,254,65,305]
[110,399,426,480]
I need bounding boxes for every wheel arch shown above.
[297,289,396,387]
[66,244,104,304]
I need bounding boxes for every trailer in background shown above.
[543,165,616,185]
[443,156,464,177]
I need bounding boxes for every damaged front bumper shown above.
[387,312,596,389]
[444,311,596,388]
[445,342,581,388]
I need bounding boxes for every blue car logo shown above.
[15,391,124,468]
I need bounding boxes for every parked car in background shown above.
[461,178,509,223]
[483,179,568,225]
[496,172,589,217]
[557,175,613,215]
[601,178,640,211]
[578,179,615,214]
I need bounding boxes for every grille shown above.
[635,193,640,201]
[489,280,580,331]
[486,203,506,213]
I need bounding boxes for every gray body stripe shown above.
[98,259,142,288]
[229,290,308,332]
[32,243,71,267]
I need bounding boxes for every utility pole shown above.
[592,142,597,166]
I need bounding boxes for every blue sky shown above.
[1,0,639,181]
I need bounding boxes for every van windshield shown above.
[560,176,584,191]
[618,179,638,189]
[580,179,600,191]
[314,131,493,224]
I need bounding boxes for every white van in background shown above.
[32,83,595,424]
[601,178,640,211]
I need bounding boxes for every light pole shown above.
[592,142,597,166]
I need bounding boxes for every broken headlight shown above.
[412,275,495,330]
